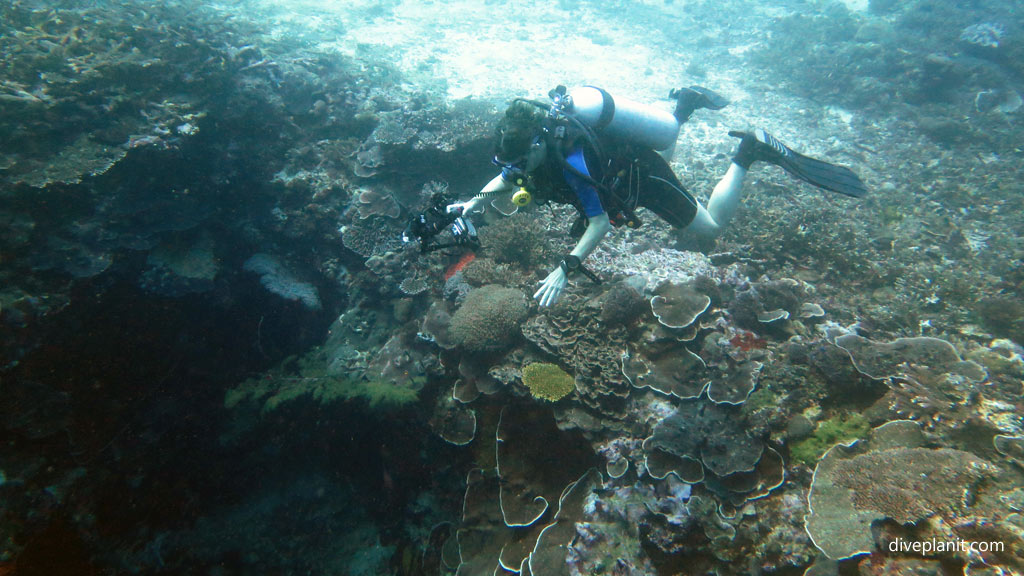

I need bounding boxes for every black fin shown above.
[730,130,867,198]
[671,86,730,123]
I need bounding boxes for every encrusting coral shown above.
[521,362,575,402]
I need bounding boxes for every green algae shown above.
[790,412,870,466]
[226,352,421,414]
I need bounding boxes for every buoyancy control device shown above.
[509,85,680,229]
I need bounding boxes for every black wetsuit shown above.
[522,133,698,229]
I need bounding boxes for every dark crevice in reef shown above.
[0,100,485,571]
[4,271,324,528]
[4,256,467,572]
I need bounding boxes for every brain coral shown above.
[449,285,530,352]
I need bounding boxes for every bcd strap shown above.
[591,86,616,130]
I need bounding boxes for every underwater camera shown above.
[402,191,479,253]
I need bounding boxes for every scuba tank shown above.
[567,86,680,152]
[511,86,675,229]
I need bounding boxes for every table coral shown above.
[805,420,1004,561]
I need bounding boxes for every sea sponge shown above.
[521,363,575,402]
[449,285,530,352]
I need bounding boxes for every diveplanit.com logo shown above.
[888,538,1006,555]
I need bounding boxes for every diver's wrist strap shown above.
[559,255,601,284]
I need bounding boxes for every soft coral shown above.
[729,331,767,351]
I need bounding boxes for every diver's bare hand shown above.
[445,202,468,215]
[534,267,568,307]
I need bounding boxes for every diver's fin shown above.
[671,86,730,123]
[729,129,867,198]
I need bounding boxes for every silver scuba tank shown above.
[568,86,680,152]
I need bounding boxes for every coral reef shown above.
[477,214,552,267]
[459,257,520,287]
[960,22,1005,49]
[225,309,435,421]
[521,362,576,402]
[522,294,633,408]
[243,253,322,309]
[341,216,405,258]
[139,235,219,296]
[643,395,773,493]
[353,186,400,219]
[806,420,1008,562]
[650,280,712,329]
[599,281,648,327]
[429,394,477,446]
[6,0,1024,573]
[451,405,598,574]
[449,285,530,353]
[622,346,709,401]
[789,413,871,466]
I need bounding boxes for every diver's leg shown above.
[671,86,730,124]
[636,150,699,228]
[664,86,729,161]
[686,163,747,239]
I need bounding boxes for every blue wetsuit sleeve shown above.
[563,147,605,218]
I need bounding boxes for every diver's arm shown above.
[569,212,612,261]
[449,174,514,214]
[534,213,612,307]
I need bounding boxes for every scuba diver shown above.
[441,85,868,307]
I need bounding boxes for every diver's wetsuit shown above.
[519,137,698,230]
